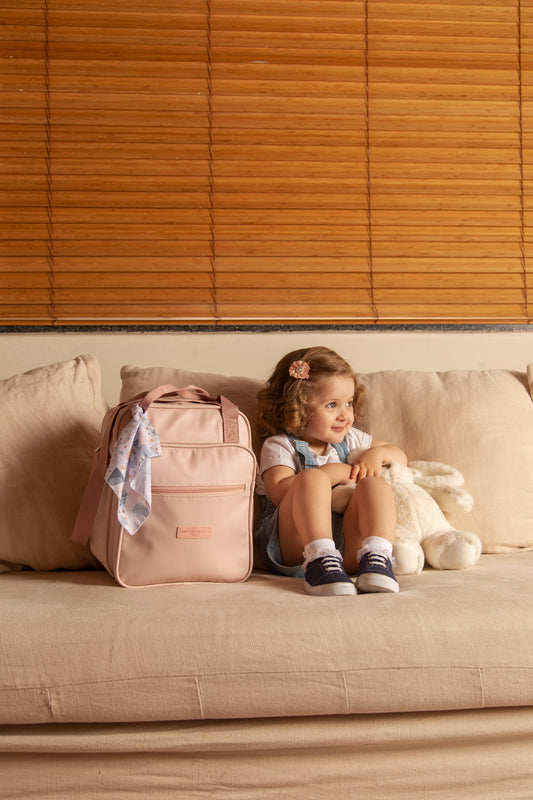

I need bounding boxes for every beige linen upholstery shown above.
[2,707,533,800]
[360,368,533,552]
[121,364,533,553]
[0,355,107,572]
[2,552,533,725]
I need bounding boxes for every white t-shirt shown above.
[256,428,373,496]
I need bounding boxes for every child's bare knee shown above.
[300,468,329,484]
[356,475,391,496]
[295,468,331,491]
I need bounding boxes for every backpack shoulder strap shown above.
[70,404,126,546]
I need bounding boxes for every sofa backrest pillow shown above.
[0,355,107,572]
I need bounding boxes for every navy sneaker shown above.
[304,554,357,596]
[356,552,399,594]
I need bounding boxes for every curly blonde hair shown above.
[256,346,366,441]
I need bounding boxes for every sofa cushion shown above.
[360,368,533,553]
[0,355,107,572]
[121,364,533,554]
[2,552,533,724]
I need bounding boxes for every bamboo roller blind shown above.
[1,0,532,325]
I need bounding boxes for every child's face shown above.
[301,375,355,451]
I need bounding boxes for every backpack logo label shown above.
[176,526,212,539]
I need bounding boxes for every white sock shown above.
[356,536,393,563]
[303,538,339,566]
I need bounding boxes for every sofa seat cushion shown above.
[2,552,533,725]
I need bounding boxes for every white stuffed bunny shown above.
[332,455,482,575]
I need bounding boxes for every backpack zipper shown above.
[151,484,246,495]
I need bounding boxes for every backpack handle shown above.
[140,384,209,411]
[140,384,239,444]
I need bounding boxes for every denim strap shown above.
[287,434,349,469]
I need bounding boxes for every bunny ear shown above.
[409,460,464,491]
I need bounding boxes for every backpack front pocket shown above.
[115,444,256,586]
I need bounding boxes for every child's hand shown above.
[349,441,407,482]
[350,449,384,482]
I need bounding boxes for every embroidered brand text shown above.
[176,526,212,539]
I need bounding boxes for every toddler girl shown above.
[254,346,407,596]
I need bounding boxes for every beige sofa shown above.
[1,354,533,800]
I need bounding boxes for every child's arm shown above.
[262,465,298,507]
[263,462,355,507]
[350,440,407,482]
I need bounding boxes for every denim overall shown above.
[254,435,350,578]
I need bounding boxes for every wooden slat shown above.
[371,83,519,101]
[51,176,211,192]
[217,273,371,289]
[371,147,519,164]
[216,257,369,272]
[53,289,214,304]
[0,256,211,272]
[213,177,365,193]
[372,178,518,195]
[372,258,523,273]
[214,64,366,82]
[372,210,521,226]
[214,225,368,240]
[213,1,366,18]
[51,208,212,224]
[53,273,212,289]
[371,226,520,241]
[48,10,208,30]
[214,210,367,225]
[46,159,211,176]
[47,43,209,62]
[49,241,215,257]
[41,302,216,317]
[214,192,367,209]
[371,52,518,70]
[214,242,370,258]
[47,60,208,79]
[211,46,365,67]
[217,300,374,314]
[370,67,519,86]
[52,191,210,208]
[372,242,524,258]
[372,194,520,210]
[374,304,526,321]
[370,2,516,24]
[48,92,208,113]
[372,130,520,147]
[375,273,525,289]
[368,113,519,132]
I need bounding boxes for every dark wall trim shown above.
[2,324,533,334]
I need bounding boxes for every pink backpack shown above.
[72,385,257,587]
